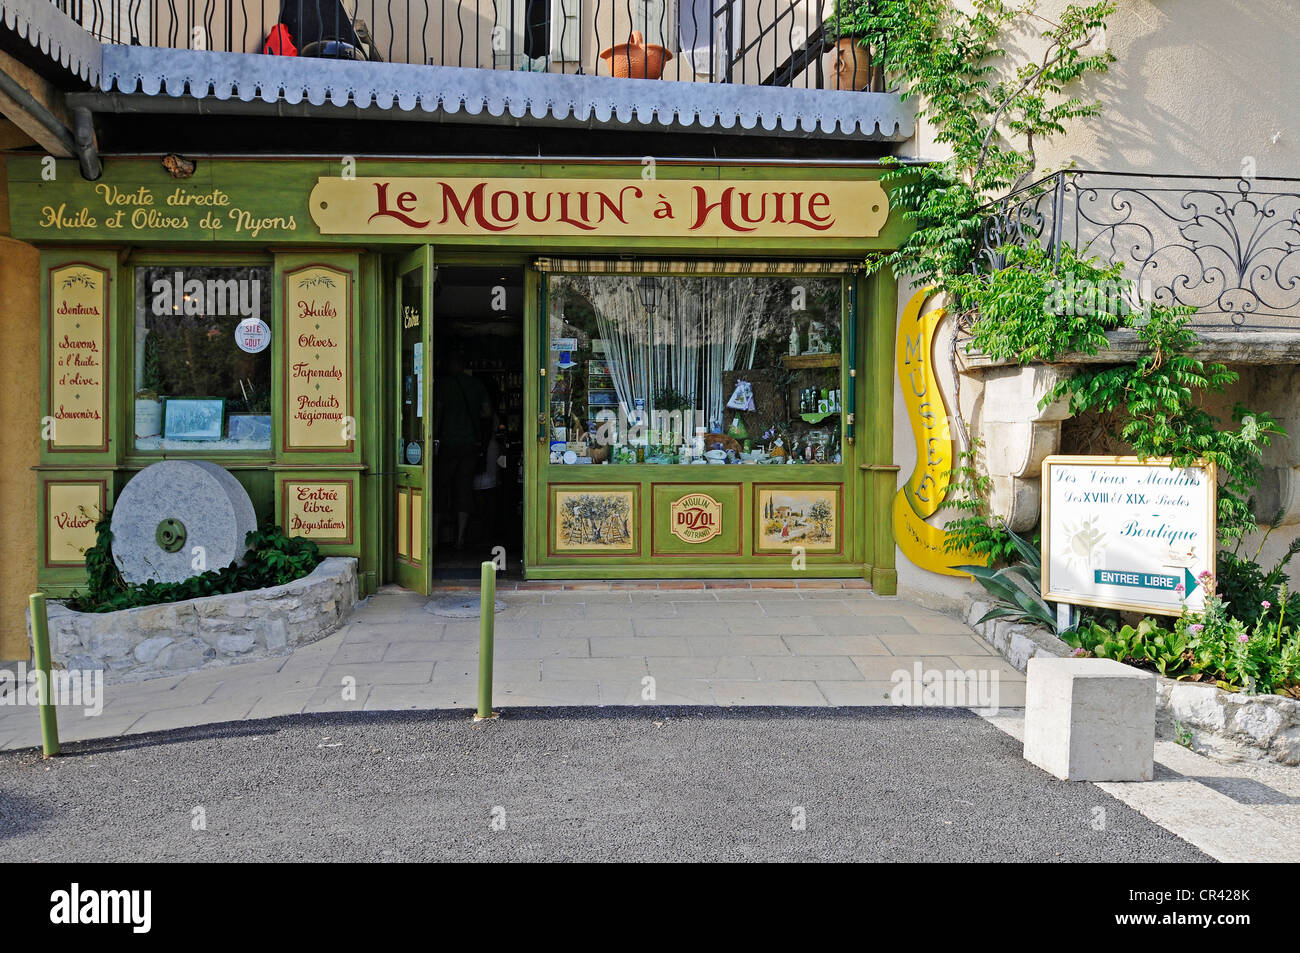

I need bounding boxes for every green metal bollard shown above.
[28,593,60,758]
[474,561,498,721]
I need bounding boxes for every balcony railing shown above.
[978,170,1300,331]
[49,0,888,90]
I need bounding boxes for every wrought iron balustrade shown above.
[977,170,1300,330]
[48,0,888,90]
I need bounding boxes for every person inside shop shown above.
[432,348,492,552]
[473,408,505,543]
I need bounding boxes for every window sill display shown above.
[133,435,274,454]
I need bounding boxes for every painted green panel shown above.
[546,482,642,558]
[35,467,122,593]
[16,160,309,243]
[229,469,275,522]
[651,483,742,557]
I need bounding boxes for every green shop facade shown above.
[12,155,907,597]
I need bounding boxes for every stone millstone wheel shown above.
[110,460,259,585]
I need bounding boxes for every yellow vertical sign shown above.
[46,482,102,565]
[892,289,978,576]
[284,265,351,450]
[284,480,352,542]
[48,264,108,450]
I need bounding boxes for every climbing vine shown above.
[844,0,1115,286]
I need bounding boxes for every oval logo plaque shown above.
[669,493,723,544]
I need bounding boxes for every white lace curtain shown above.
[558,275,762,436]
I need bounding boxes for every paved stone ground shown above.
[0,586,1019,747]
[2,585,1295,862]
[0,708,1209,862]
[983,711,1300,863]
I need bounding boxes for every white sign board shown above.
[1042,456,1216,616]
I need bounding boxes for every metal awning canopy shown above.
[534,259,861,273]
[3,0,914,144]
[75,46,916,142]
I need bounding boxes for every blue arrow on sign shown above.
[1093,568,1203,596]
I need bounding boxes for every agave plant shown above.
[959,528,1068,634]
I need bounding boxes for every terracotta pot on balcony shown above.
[599,31,674,80]
[832,37,884,92]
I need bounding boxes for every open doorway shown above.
[430,266,526,579]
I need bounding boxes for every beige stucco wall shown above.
[911,0,1300,179]
[0,155,40,661]
[1031,0,1299,177]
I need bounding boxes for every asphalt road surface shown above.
[1,707,1208,862]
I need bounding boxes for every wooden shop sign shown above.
[310,177,889,238]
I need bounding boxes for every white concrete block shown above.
[1023,657,1155,781]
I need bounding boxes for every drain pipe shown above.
[72,107,102,181]
[0,68,101,180]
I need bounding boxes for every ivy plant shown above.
[947,242,1134,363]
[942,438,1016,563]
[851,0,1115,285]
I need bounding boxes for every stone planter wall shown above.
[28,557,358,683]
[965,600,1300,767]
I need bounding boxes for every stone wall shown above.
[29,557,357,682]
[1157,680,1300,767]
[966,601,1300,767]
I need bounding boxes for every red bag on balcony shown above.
[263,24,298,56]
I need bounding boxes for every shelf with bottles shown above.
[586,358,618,419]
[782,352,841,370]
[795,384,845,419]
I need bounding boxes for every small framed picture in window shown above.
[163,398,226,441]
[227,413,273,444]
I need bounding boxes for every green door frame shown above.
[391,246,435,593]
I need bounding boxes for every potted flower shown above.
[825,0,885,92]
[599,31,674,80]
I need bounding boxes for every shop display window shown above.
[546,274,845,466]
[133,265,274,452]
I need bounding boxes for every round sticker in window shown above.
[236,318,271,354]
[405,440,422,464]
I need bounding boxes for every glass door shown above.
[393,247,434,592]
